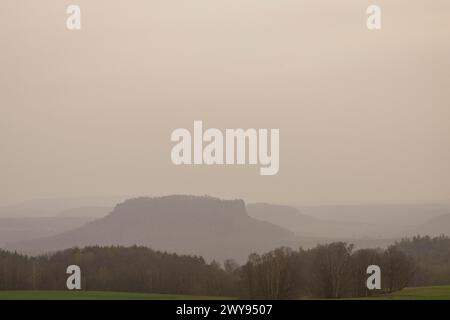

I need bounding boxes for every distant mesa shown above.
[5,196,450,262]
[7,195,293,262]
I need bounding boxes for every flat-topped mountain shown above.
[8,195,293,262]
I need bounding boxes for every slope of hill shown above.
[247,203,318,231]
[247,203,401,238]
[298,204,450,227]
[58,206,111,218]
[7,195,293,262]
[414,213,450,236]
[0,196,124,217]
[0,216,94,247]
[0,205,111,247]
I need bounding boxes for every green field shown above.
[2,286,450,300]
[359,285,450,300]
[0,291,234,300]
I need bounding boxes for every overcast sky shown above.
[1,0,449,206]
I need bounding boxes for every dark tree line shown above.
[1,236,450,299]
[0,246,236,296]
[393,235,450,287]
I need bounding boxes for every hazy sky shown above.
[1,0,449,206]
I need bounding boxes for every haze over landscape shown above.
[1,0,450,207]
[1,2,450,302]
[0,195,449,263]
[1,1,450,266]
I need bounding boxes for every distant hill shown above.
[58,206,111,218]
[247,203,318,230]
[0,206,110,247]
[298,204,450,227]
[7,195,293,262]
[0,216,94,247]
[414,213,450,236]
[247,203,402,238]
[0,196,125,217]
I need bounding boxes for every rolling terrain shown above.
[247,203,401,238]
[0,216,94,247]
[414,214,450,236]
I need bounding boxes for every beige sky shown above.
[1,0,449,206]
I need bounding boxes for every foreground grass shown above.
[3,286,450,300]
[358,285,450,300]
[0,291,235,300]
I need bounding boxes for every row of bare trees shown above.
[239,243,416,299]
